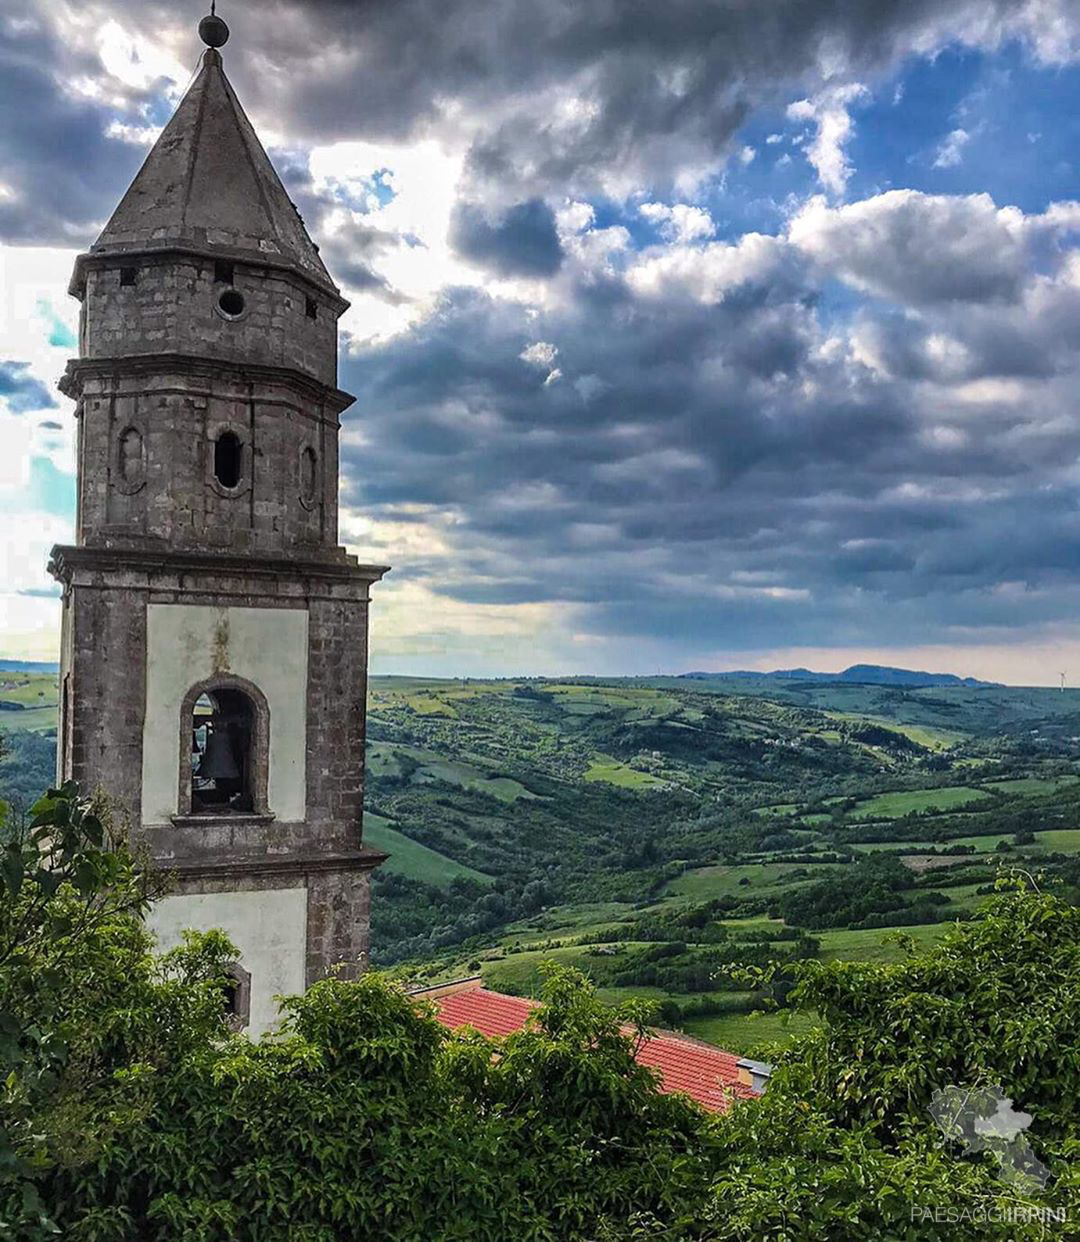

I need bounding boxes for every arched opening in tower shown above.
[214,430,243,488]
[191,688,256,814]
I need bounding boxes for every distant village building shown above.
[412,977,771,1112]
[48,11,388,1034]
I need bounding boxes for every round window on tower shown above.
[217,288,246,319]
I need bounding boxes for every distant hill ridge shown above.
[681,663,997,688]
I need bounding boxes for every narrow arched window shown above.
[221,961,252,1030]
[214,431,242,489]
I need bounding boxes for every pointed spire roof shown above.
[85,46,337,295]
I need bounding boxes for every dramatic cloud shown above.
[788,191,1036,305]
[450,199,564,276]
[3,0,1080,676]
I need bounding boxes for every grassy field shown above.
[664,861,844,901]
[682,1008,819,1056]
[584,755,667,789]
[0,673,58,707]
[1034,828,1080,851]
[816,922,952,962]
[850,785,991,819]
[822,711,968,751]
[368,742,537,803]
[0,707,57,734]
[0,673,58,735]
[852,827,1080,854]
[481,944,620,994]
[986,776,1078,795]
[363,815,494,888]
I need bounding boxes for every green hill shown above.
[6,671,1080,1052]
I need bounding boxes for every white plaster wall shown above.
[142,604,308,824]
[147,887,307,1036]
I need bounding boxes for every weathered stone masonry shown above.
[48,28,388,1030]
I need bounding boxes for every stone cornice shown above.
[59,353,355,416]
[48,542,390,588]
[70,245,349,314]
[152,848,389,883]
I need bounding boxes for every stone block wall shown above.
[71,361,342,555]
[305,868,373,984]
[83,255,338,385]
[53,550,383,864]
[306,593,372,840]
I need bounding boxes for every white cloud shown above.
[639,201,715,243]
[309,137,469,344]
[520,341,558,368]
[0,245,78,474]
[788,191,1030,305]
[933,127,971,168]
[786,82,869,196]
[556,200,595,234]
[627,231,792,302]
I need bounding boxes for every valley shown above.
[4,668,1080,1058]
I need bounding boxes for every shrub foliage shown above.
[1,785,1077,1239]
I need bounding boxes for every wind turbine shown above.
[1061,672,1067,693]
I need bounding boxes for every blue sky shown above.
[2,1,1080,682]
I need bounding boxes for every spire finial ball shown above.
[199,11,230,48]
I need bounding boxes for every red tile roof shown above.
[422,984,757,1112]
[634,1033,752,1112]
[433,986,538,1038]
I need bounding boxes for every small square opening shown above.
[119,267,137,287]
[214,259,235,285]
[305,296,318,320]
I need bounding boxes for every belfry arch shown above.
[179,675,270,818]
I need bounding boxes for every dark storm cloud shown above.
[0,362,57,413]
[25,0,1069,228]
[0,18,150,245]
[449,199,564,276]
[224,0,1068,197]
[339,190,1080,651]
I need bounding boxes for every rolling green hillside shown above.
[5,671,1080,1053]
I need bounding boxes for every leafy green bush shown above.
[2,786,1078,1239]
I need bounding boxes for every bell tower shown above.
[48,9,388,1034]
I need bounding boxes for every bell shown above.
[197,728,240,781]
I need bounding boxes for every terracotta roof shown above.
[433,986,539,1038]
[420,984,759,1112]
[634,1033,753,1112]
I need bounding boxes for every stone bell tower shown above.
[48,9,388,1034]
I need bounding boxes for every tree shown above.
[3,784,1079,1240]
[704,884,1080,1238]
[0,783,164,1235]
